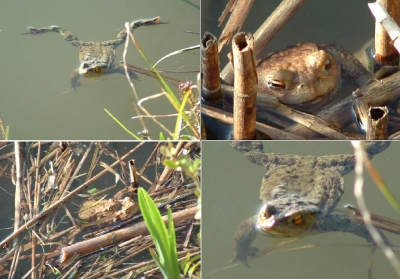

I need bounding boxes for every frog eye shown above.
[125,208,131,215]
[108,205,115,211]
[324,58,332,74]
[267,79,285,90]
[291,213,303,225]
[94,67,100,72]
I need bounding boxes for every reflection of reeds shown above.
[105,21,200,140]
[352,141,400,277]
[0,142,200,278]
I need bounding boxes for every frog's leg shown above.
[23,26,81,47]
[107,16,167,48]
[107,64,139,80]
[319,214,390,244]
[230,215,258,268]
[69,69,80,91]
[230,141,303,171]
[316,141,390,176]
[322,43,374,87]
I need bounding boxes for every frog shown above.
[23,17,164,90]
[229,141,391,267]
[256,43,374,112]
[78,185,138,224]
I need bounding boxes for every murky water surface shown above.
[0,0,199,139]
[203,141,400,279]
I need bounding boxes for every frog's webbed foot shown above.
[23,26,79,46]
[230,141,302,171]
[230,141,263,154]
[69,69,81,91]
[315,141,390,177]
[230,215,258,267]
[115,16,167,46]
[361,141,391,159]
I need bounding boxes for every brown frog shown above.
[23,17,164,90]
[257,43,373,111]
[230,141,390,267]
[78,186,138,223]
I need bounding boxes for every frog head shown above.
[79,58,108,77]
[257,202,321,237]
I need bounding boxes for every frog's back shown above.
[260,166,344,216]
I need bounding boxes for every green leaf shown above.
[87,188,99,195]
[104,109,140,140]
[138,188,180,278]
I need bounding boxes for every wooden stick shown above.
[371,0,400,65]
[129,160,139,187]
[221,0,307,84]
[60,207,197,268]
[368,1,400,55]
[201,32,222,103]
[222,85,351,139]
[352,89,370,133]
[366,106,389,139]
[285,71,400,138]
[218,0,255,52]
[151,141,185,191]
[13,142,22,248]
[347,206,400,235]
[201,104,304,139]
[31,142,41,279]
[232,33,258,140]
[0,142,146,249]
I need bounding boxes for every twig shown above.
[218,0,255,52]
[220,0,307,83]
[366,106,388,139]
[232,33,257,140]
[13,142,22,247]
[286,71,400,138]
[369,1,400,60]
[31,142,41,279]
[60,206,197,267]
[0,142,146,249]
[351,141,400,277]
[201,104,304,139]
[201,32,222,103]
[122,22,149,135]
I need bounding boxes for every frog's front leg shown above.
[320,214,390,244]
[23,26,80,46]
[108,64,139,80]
[230,215,258,267]
[69,69,80,91]
[230,141,302,171]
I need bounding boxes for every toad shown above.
[23,17,164,90]
[78,185,138,224]
[230,141,390,267]
[257,43,373,111]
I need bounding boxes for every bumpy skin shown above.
[24,17,164,90]
[230,141,390,267]
[78,185,138,223]
[257,43,373,111]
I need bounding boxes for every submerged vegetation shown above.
[105,21,200,141]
